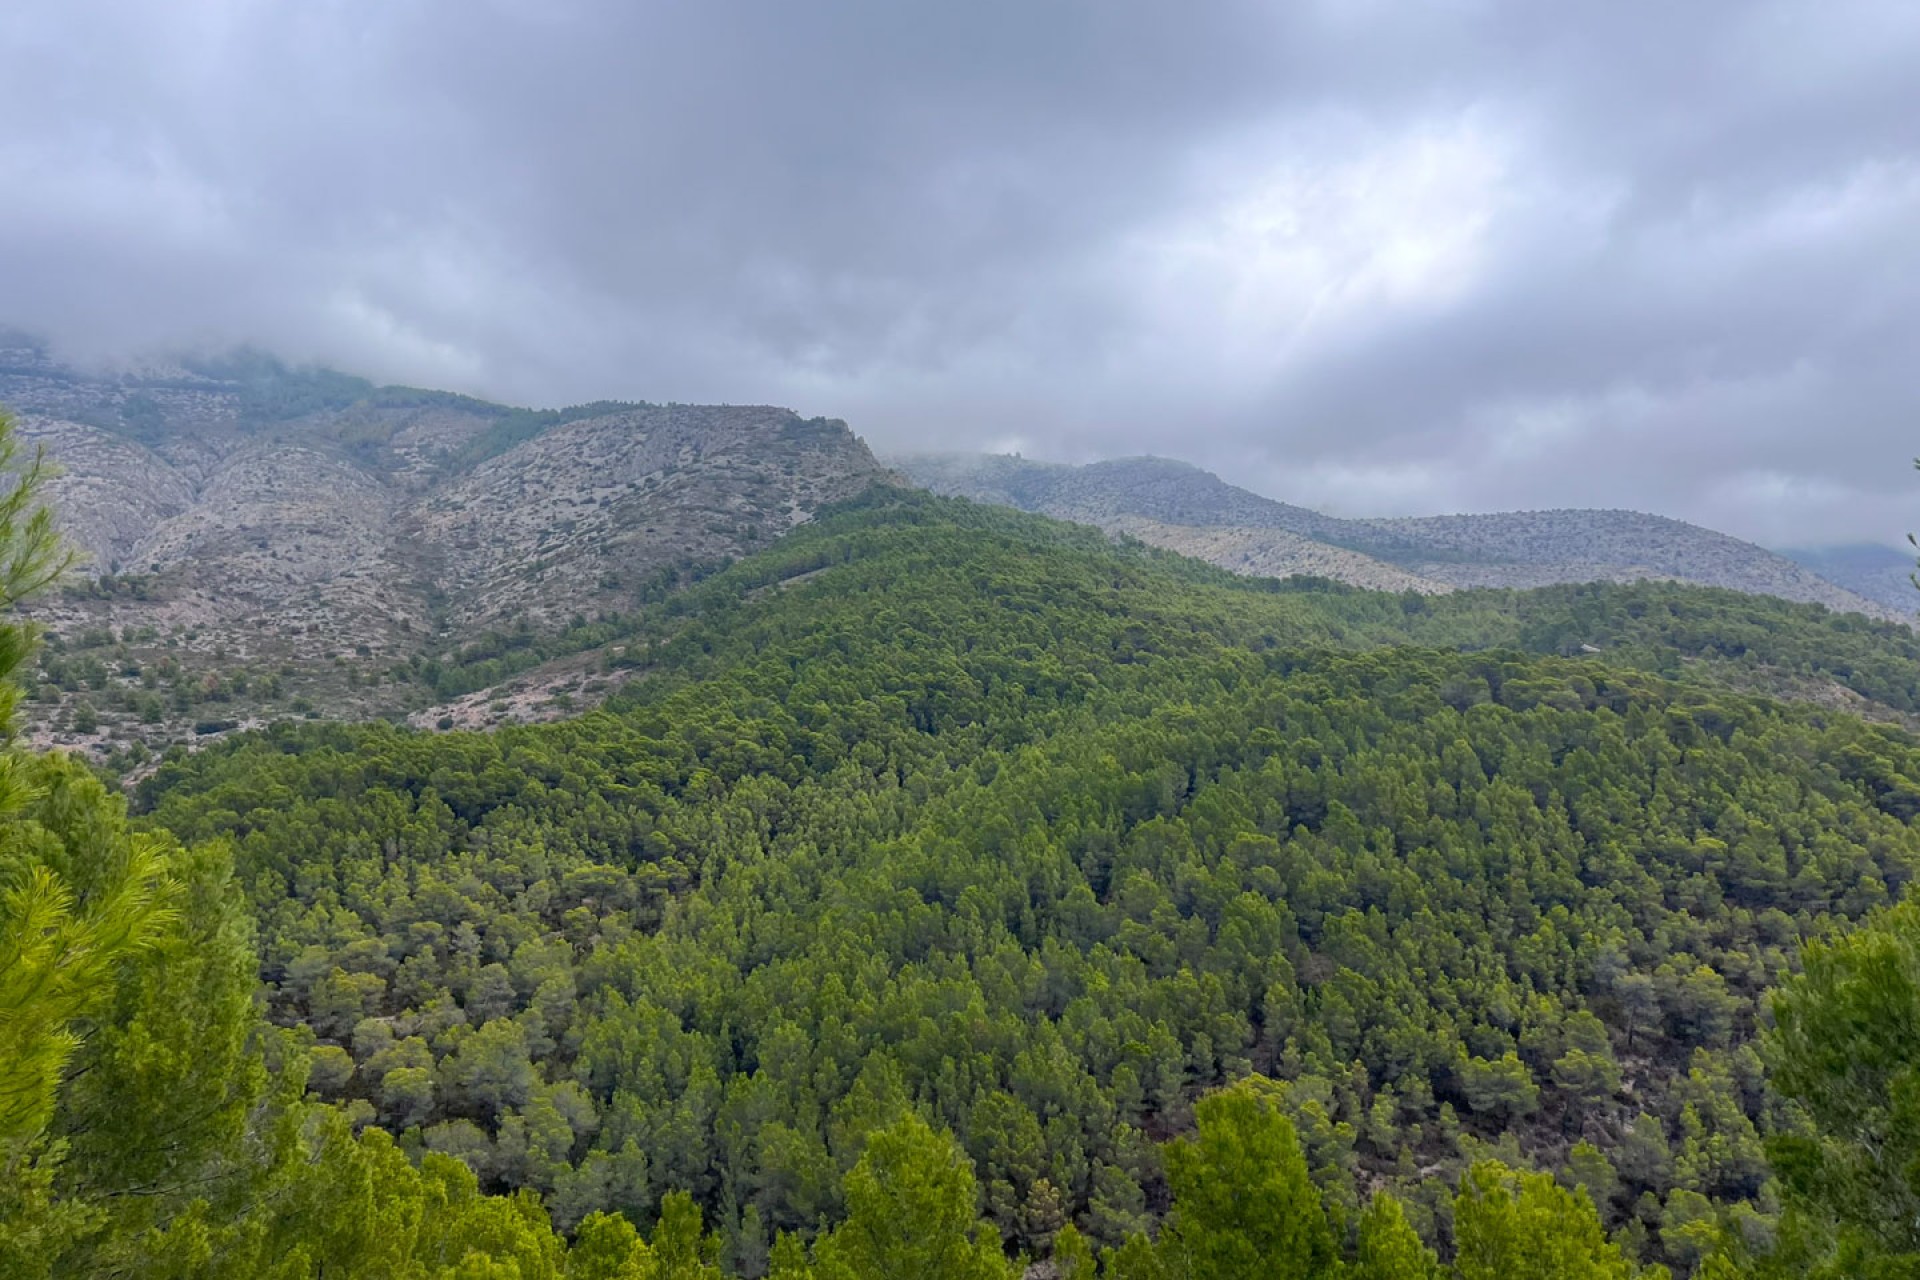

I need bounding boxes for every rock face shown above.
[1100,516,1452,594]
[419,405,865,627]
[894,452,1899,621]
[0,337,886,753]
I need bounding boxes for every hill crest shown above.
[893,450,1899,621]
[0,339,886,748]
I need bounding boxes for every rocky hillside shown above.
[0,337,886,757]
[1100,515,1451,593]
[895,452,1898,620]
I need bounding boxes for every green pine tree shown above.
[1158,1079,1339,1280]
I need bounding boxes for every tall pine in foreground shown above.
[1741,898,1920,1278]
[0,406,286,1273]
[0,411,581,1275]
[1153,1080,1338,1280]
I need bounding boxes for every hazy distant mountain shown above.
[894,452,1898,621]
[0,336,885,747]
[1779,543,1915,615]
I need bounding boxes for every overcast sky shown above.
[2,1,1916,546]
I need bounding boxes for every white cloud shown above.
[0,0,1915,545]
[1133,113,1515,370]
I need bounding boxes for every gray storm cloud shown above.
[0,0,1915,547]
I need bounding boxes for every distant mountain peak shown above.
[890,450,1900,622]
[1777,543,1917,614]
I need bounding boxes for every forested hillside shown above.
[385,494,1920,734]
[10,451,1920,1275]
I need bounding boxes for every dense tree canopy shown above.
[6,464,1920,1275]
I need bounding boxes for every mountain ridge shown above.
[4,336,1905,764]
[0,338,887,751]
[893,450,1901,621]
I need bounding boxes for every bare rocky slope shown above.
[1098,515,1453,594]
[894,452,1898,621]
[0,337,886,757]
